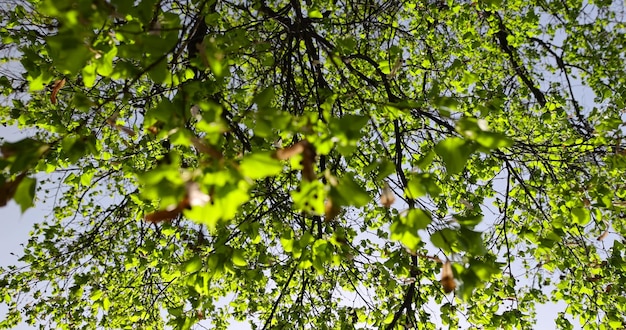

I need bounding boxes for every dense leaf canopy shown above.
[2,0,626,328]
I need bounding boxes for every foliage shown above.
[1,0,626,328]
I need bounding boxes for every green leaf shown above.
[414,150,435,170]
[308,10,323,19]
[280,229,294,253]
[434,138,474,175]
[14,176,36,213]
[80,170,95,187]
[476,131,513,149]
[184,182,249,228]
[455,213,483,228]
[82,62,97,87]
[102,296,111,311]
[46,33,92,74]
[433,96,459,115]
[253,86,275,109]
[430,228,459,253]
[90,290,104,301]
[333,174,371,207]
[293,234,312,250]
[2,138,49,173]
[183,256,203,273]
[96,47,117,77]
[390,216,422,252]
[458,227,487,256]
[240,152,284,179]
[469,259,501,281]
[405,173,441,198]
[291,181,325,214]
[405,177,426,198]
[330,114,369,156]
[404,208,431,230]
[571,207,590,225]
[148,58,169,84]
[232,249,248,267]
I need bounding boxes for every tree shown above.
[1,0,626,328]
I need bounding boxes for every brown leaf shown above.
[147,126,159,134]
[324,199,341,222]
[301,141,316,182]
[191,137,223,160]
[50,78,66,105]
[587,275,602,282]
[186,182,210,207]
[380,181,395,208]
[597,228,610,241]
[273,140,306,160]
[106,118,136,136]
[117,125,137,136]
[144,208,183,223]
[440,261,456,293]
[272,140,316,180]
[144,198,190,223]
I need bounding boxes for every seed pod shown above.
[440,260,456,293]
[50,78,66,104]
[380,181,395,208]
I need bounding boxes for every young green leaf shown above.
[434,137,474,175]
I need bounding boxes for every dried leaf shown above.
[106,118,136,136]
[117,125,136,136]
[147,126,159,134]
[387,56,403,78]
[273,140,306,160]
[144,198,189,223]
[301,141,316,182]
[191,137,223,159]
[597,229,609,241]
[324,199,341,222]
[440,261,456,293]
[186,182,210,207]
[380,182,395,208]
[587,275,602,282]
[50,78,66,105]
[144,208,183,223]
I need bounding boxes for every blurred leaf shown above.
[434,138,474,175]
[291,181,325,214]
[253,87,275,109]
[458,227,487,256]
[431,228,459,253]
[232,249,248,267]
[184,256,203,273]
[390,216,422,252]
[455,213,483,228]
[476,132,513,149]
[14,176,36,213]
[240,152,284,179]
[572,207,590,225]
[404,208,431,230]
[332,173,371,207]
[405,173,441,198]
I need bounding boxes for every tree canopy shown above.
[1,0,626,328]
